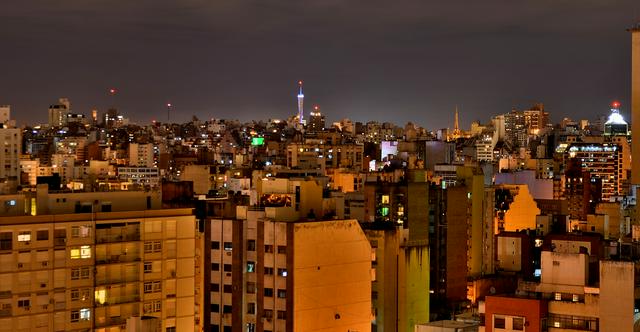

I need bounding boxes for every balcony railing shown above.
[95,274,140,286]
[95,294,141,306]
[95,253,141,265]
[96,233,141,244]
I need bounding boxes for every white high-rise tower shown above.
[297,80,304,124]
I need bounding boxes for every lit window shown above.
[144,262,153,273]
[70,245,91,259]
[247,262,255,273]
[278,268,287,277]
[17,231,31,242]
[94,289,106,304]
[381,195,389,204]
[79,308,90,321]
[555,292,562,301]
[572,294,579,302]
[223,242,232,251]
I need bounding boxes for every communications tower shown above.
[297,80,304,124]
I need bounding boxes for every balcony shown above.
[95,253,141,265]
[95,316,127,328]
[95,294,141,307]
[96,232,141,244]
[95,266,140,286]
[96,225,141,244]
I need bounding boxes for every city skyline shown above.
[2,1,640,128]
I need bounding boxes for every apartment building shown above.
[206,207,372,332]
[129,143,155,168]
[286,142,365,171]
[563,143,623,199]
[0,208,203,332]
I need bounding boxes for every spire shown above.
[454,106,459,132]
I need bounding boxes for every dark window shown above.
[211,283,219,292]
[512,317,524,330]
[223,242,232,251]
[101,204,111,212]
[0,232,11,250]
[264,288,273,297]
[211,263,219,271]
[223,284,232,293]
[264,267,274,275]
[494,317,505,329]
[277,245,287,254]
[247,302,256,314]
[211,241,220,250]
[264,245,273,253]
[277,310,287,320]
[54,229,66,246]
[223,305,232,314]
[223,264,232,272]
[211,325,219,332]
[223,326,232,332]
[246,282,256,294]
[36,230,49,241]
[264,309,273,319]
[210,304,219,312]
[277,289,286,298]
[247,240,256,251]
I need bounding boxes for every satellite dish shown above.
[489,287,496,294]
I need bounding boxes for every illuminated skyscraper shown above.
[297,81,304,124]
[604,101,628,136]
[307,105,325,132]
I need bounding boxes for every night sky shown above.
[2,1,639,129]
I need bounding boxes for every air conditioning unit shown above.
[225,272,231,277]
[225,251,231,256]
[17,263,23,268]
[170,270,176,278]
[41,261,48,267]
[40,283,46,288]
[24,306,30,311]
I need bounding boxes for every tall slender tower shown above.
[630,24,640,185]
[453,106,461,137]
[297,80,304,124]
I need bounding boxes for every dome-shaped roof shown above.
[605,109,627,125]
